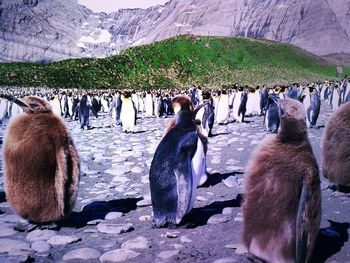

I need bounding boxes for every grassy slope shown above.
[0,35,348,89]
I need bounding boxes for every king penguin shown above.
[242,99,321,263]
[149,95,207,227]
[322,102,350,190]
[2,95,80,223]
[264,93,280,133]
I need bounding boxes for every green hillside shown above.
[0,35,348,89]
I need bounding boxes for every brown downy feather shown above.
[3,96,80,223]
[322,102,350,185]
[242,99,321,263]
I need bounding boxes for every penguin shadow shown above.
[180,194,243,229]
[329,184,350,194]
[0,191,5,203]
[0,191,5,215]
[209,132,231,137]
[310,220,350,263]
[199,171,243,188]
[130,130,147,134]
[57,197,142,228]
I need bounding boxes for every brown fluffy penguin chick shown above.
[3,96,80,223]
[322,102,350,186]
[242,99,321,263]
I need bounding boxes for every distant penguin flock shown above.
[0,76,349,262]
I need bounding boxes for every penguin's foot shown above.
[152,216,177,228]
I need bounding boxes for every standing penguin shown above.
[2,95,80,223]
[194,90,215,137]
[150,95,207,227]
[215,90,230,125]
[120,91,137,133]
[242,99,321,263]
[306,87,321,128]
[238,90,248,123]
[264,93,280,133]
[322,102,350,191]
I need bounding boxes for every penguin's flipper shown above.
[296,180,309,263]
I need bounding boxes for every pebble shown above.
[207,215,230,225]
[137,199,152,207]
[26,229,57,241]
[47,235,81,246]
[164,231,180,238]
[100,249,140,262]
[121,236,151,250]
[0,224,16,237]
[222,208,235,215]
[105,212,123,220]
[31,240,51,253]
[196,196,209,202]
[213,257,237,263]
[225,243,248,255]
[157,250,180,259]
[0,215,21,223]
[180,235,192,243]
[139,215,151,221]
[131,167,144,174]
[0,238,32,256]
[223,176,238,188]
[97,222,134,235]
[63,248,101,261]
[105,165,131,176]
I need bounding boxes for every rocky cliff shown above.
[1,0,349,63]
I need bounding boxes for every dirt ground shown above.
[0,102,349,263]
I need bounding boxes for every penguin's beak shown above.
[0,94,32,111]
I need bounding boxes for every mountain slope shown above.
[0,35,348,89]
[0,0,350,63]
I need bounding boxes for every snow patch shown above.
[174,23,189,27]
[79,29,112,44]
[132,38,146,47]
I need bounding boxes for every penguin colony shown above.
[0,76,349,262]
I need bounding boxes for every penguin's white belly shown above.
[246,95,254,116]
[190,139,207,209]
[195,108,209,137]
[0,100,8,119]
[68,99,73,116]
[121,103,135,132]
[252,93,261,114]
[175,138,206,224]
[101,100,109,112]
[50,100,61,116]
[145,96,153,116]
[216,96,229,124]
[11,104,23,118]
[232,93,241,121]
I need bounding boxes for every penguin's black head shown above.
[172,95,193,115]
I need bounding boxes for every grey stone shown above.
[0,238,32,256]
[213,257,237,263]
[97,223,134,235]
[157,250,180,259]
[63,248,101,261]
[207,215,230,225]
[121,236,151,250]
[105,212,123,220]
[0,224,16,237]
[31,240,51,253]
[47,235,81,246]
[223,176,238,188]
[100,249,140,262]
[26,229,57,241]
